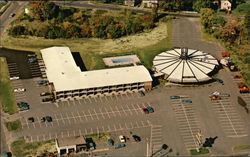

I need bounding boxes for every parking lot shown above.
[20,102,151,130]
[209,96,248,137]
[170,95,201,150]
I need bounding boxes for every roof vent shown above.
[180,48,189,60]
[61,72,64,75]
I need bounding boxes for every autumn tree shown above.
[200,8,215,33]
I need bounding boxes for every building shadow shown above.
[72,52,87,71]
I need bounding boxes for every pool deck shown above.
[103,55,141,67]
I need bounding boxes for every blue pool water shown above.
[112,58,133,63]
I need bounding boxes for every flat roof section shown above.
[41,47,152,92]
[56,136,86,147]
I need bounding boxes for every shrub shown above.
[8,25,27,36]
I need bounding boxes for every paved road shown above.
[0,1,27,37]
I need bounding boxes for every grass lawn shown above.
[0,57,18,114]
[2,20,172,70]
[84,132,110,140]
[5,119,22,131]
[190,147,210,155]
[233,145,250,151]
[0,2,7,9]
[11,137,56,157]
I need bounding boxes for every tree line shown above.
[8,1,155,39]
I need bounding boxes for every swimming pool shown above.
[112,58,133,63]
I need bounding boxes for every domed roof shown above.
[153,48,219,83]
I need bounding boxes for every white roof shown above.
[153,48,219,83]
[41,47,152,92]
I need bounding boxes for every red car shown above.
[211,96,221,100]
[142,108,149,114]
[233,75,242,79]
[221,52,230,57]
[237,82,248,88]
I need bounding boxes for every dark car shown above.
[132,135,141,142]
[114,144,126,149]
[147,106,154,113]
[28,117,35,123]
[9,13,15,17]
[42,97,53,102]
[107,139,114,146]
[17,102,29,111]
[37,80,48,85]
[28,57,37,63]
[142,106,154,114]
[182,100,192,103]
[139,91,145,96]
[86,138,95,150]
[41,116,52,122]
[2,151,12,157]
[170,96,180,99]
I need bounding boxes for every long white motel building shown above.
[40,47,152,100]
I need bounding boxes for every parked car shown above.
[27,54,37,58]
[37,80,48,85]
[40,92,51,96]
[182,100,192,103]
[42,97,53,102]
[210,96,221,100]
[132,135,141,142]
[114,143,126,149]
[139,91,145,96]
[86,138,95,150]
[28,117,35,123]
[107,139,114,146]
[119,135,126,143]
[14,88,26,93]
[28,57,37,63]
[170,96,180,99]
[41,116,52,122]
[17,102,29,111]
[10,76,19,80]
[233,75,242,79]
[2,151,12,157]
[147,106,154,113]
[142,107,154,114]
[9,13,15,17]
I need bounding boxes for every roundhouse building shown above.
[41,47,152,100]
[153,48,219,83]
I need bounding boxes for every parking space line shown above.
[98,108,105,119]
[65,113,71,124]
[104,107,111,119]
[76,111,83,122]
[71,112,77,123]
[93,109,99,120]
[132,104,138,115]
[82,111,88,121]
[109,106,117,117]
[115,106,122,117]
[88,110,94,120]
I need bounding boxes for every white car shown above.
[119,135,126,143]
[10,76,20,80]
[14,88,26,93]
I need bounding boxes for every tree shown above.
[245,10,250,44]
[29,0,46,20]
[8,25,27,36]
[42,2,59,20]
[220,19,240,44]
[200,8,215,33]
[193,0,212,13]
[152,4,159,22]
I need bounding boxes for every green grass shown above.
[5,119,22,131]
[190,147,210,155]
[84,132,110,140]
[0,2,7,9]
[233,145,250,151]
[11,137,56,157]
[0,57,18,114]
